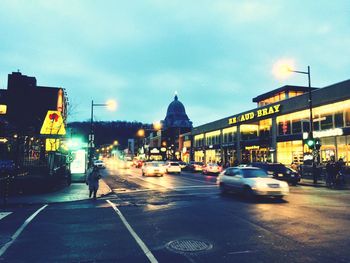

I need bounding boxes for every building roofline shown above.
[252,85,318,102]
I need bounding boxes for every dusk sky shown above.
[0,0,349,126]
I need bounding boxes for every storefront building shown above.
[191,80,350,166]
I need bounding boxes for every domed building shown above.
[161,94,192,160]
[163,94,192,129]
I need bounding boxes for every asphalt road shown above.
[1,160,350,262]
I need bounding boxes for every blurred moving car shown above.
[217,167,289,199]
[178,161,188,170]
[202,163,222,175]
[165,161,181,174]
[251,162,301,186]
[188,161,204,172]
[93,160,106,169]
[142,162,166,177]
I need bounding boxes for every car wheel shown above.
[243,186,255,200]
[219,183,227,194]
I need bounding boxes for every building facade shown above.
[0,72,68,176]
[191,80,350,166]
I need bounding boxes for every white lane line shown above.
[106,200,158,263]
[228,250,257,255]
[0,212,12,221]
[0,204,48,257]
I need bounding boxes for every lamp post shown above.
[89,99,116,167]
[288,66,313,137]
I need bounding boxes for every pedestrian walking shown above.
[312,163,320,184]
[86,166,101,199]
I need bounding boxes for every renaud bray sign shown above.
[228,104,281,125]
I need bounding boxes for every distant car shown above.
[165,161,181,174]
[217,167,289,199]
[142,162,166,177]
[93,160,105,169]
[202,163,222,175]
[188,161,204,172]
[178,161,188,170]
[251,162,301,186]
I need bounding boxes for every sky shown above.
[0,0,349,126]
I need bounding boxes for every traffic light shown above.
[305,134,315,150]
[315,138,321,150]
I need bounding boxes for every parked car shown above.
[188,161,204,172]
[93,160,106,169]
[251,162,301,185]
[141,162,166,177]
[217,167,289,199]
[202,163,222,175]
[165,161,181,174]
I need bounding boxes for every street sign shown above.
[40,110,66,135]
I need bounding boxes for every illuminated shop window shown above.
[240,124,258,140]
[278,120,291,135]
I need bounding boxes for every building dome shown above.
[163,94,192,129]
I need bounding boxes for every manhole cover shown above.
[167,239,212,253]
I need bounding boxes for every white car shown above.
[93,160,105,169]
[142,162,166,177]
[165,161,181,174]
[202,163,222,175]
[217,167,289,199]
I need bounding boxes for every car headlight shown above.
[252,182,266,190]
[280,181,289,188]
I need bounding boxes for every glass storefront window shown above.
[259,119,271,138]
[278,120,291,135]
[345,109,350,126]
[240,124,258,140]
[334,111,344,128]
[321,114,333,130]
[277,141,303,165]
[292,120,302,134]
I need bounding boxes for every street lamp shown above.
[89,99,116,167]
[287,66,313,138]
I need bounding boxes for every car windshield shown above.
[169,163,179,166]
[268,164,287,173]
[149,163,162,167]
[242,169,269,178]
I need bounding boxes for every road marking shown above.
[106,200,158,263]
[0,212,12,221]
[228,250,256,255]
[0,204,48,257]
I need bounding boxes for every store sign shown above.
[228,104,281,125]
[45,138,60,151]
[150,148,160,154]
[40,110,66,135]
[303,128,343,139]
[245,145,260,150]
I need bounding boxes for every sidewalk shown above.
[2,177,112,205]
[299,178,350,190]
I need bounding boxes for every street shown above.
[1,160,350,263]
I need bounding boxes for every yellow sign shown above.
[45,139,60,151]
[0,104,7,114]
[40,111,66,135]
[245,145,260,150]
[228,104,281,125]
